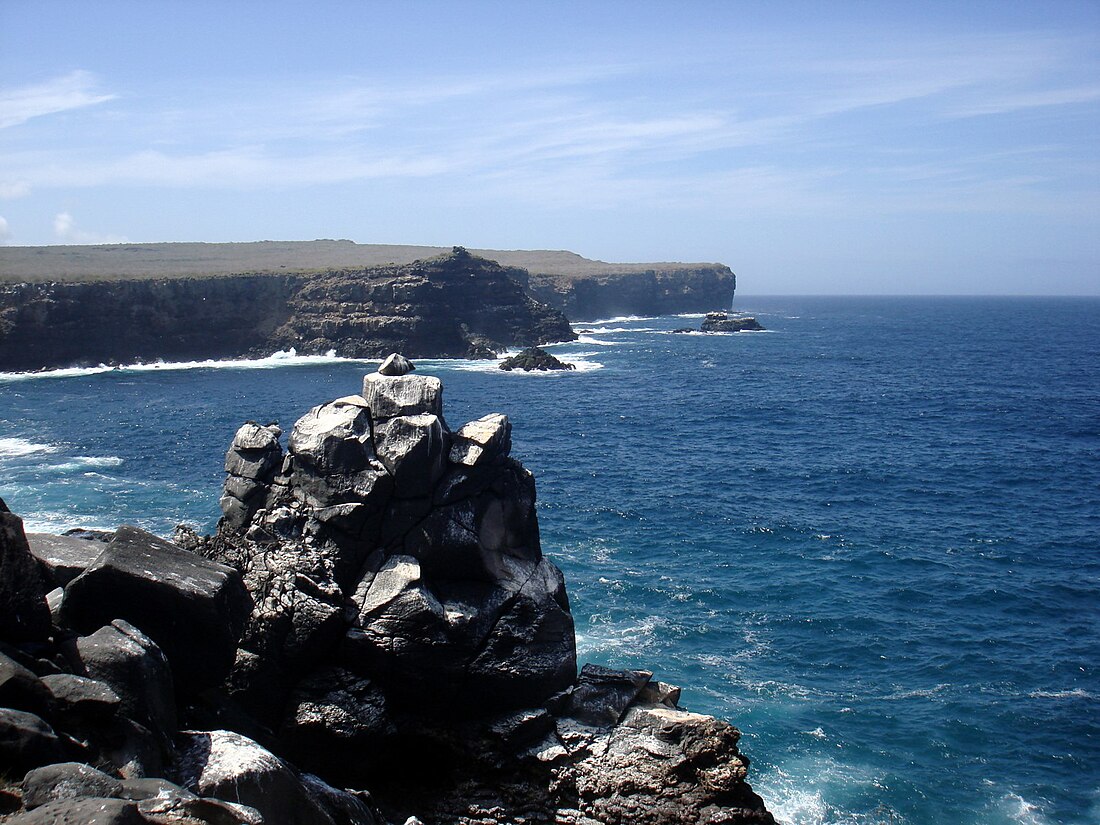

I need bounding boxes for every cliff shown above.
[0,242,735,368]
[0,249,574,372]
[0,363,775,824]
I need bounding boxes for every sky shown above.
[1,1,1098,294]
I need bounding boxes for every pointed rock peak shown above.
[378,353,415,376]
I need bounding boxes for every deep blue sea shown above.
[2,296,1098,824]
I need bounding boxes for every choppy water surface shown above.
[2,297,1098,824]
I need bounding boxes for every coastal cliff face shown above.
[525,266,736,321]
[0,249,574,372]
[0,364,775,824]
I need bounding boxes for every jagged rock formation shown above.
[0,360,775,824]
[0,249,573,372]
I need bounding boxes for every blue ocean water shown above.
[1,296,1098,824]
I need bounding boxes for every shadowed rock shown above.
[59,528,251,695]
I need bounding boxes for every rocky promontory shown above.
[0,359,774,824]
[0,248,573,372]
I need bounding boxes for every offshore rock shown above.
[700,311,765,332]
[498,347,575,372]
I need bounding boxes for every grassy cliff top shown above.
[0,240,727,284]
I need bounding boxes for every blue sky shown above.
[1,1,1098,294]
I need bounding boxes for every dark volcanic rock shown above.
[700,311,765,332]
[58,527,251,695]
[0,708,64,773]
[204,369,576,725]
[26,534,106,589]
[21,762,124,809]
[498,346,575,371]
[267,248,576,362]
[0,498,52,644]
[68,620,177,746]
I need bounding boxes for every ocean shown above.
[1,296,1097,825]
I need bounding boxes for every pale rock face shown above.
[449,413,511,467]
[372,414,448,498]
[289,397,373,474]
[361,373,443,419]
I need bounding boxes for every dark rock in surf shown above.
[700,311,764,332]
[498,347,575,371]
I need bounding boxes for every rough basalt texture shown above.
[208,364,577,723]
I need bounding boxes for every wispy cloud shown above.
[53,211,126,244]
[0,70,116,130]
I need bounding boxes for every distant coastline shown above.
[0,242,736,371]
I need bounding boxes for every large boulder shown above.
[0,499,52,644]
[360,374,442,419]
[21,762,124,810]
[58,527,251,695]
[176,729,373,825]
[68,620,177,746]
[26,533,106,589]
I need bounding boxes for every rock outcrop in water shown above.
[0,360,775,824]
[498,347,576,372]
[699,312,765,333]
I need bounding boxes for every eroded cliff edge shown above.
[0,242,735,371]
[0,361,774,825]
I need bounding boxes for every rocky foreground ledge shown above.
[0,357,774,825]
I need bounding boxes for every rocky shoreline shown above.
[0,359,774,824]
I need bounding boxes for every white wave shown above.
[0,436,60,458]
[998,793,1052,825]
[52,456,124,472]
[803,727,828,739]
[587,314,660,325]
[673,312,707,319]
[0,349,361,382]
[577,326,658,334]
[755,759,899,825]
[1027,688,1094,700]
[573,335,622,346]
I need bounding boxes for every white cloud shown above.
[0,181,31,199]
[0,70,116,130]
[52,211,126,244]
[0,216,10,243]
